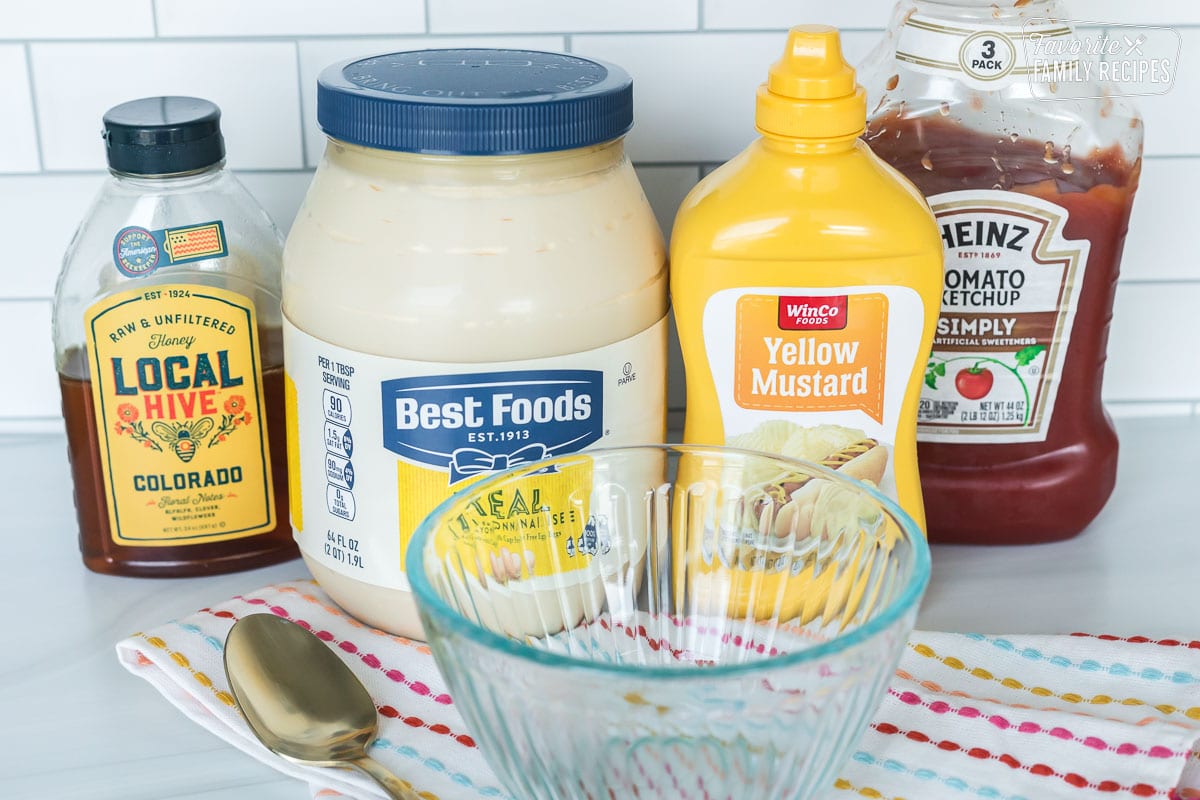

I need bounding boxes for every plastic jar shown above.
[283,49,668,637]
[858,0,1143,543]
[52,96,294,576]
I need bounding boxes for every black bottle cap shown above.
[102,96,225,176]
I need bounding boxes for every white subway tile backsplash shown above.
[0,301,59,419]
[154,0,424,38]
[702,0,896,31]
[573,31,878,163]
[297,36,565,167]
[633,165,700,243]
[1073,1,1200,27]
[238,170,315,235]
[1105,401,1195,418]
[428,0,698,34]
[1131,27,1198,157]
[0,1,154,40]
[574,33,769,163]
[30,42,303,172]
[1121,158,1200,282]
[0,7,1197,429]
[1103,283,1200,401]
[0,46,40,173]
[0,175,103,299]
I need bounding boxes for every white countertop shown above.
[2,416,1198,799]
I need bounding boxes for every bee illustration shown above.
[152,418,215,463]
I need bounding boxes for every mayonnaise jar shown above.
[283,49,668,637]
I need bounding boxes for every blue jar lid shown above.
[316,49,634,156]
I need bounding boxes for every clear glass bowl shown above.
[407,445,930,800]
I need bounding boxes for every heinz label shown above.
[918,190,1089,443]
[284,316,666,588]
[84,285,275,545]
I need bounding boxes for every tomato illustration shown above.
[955,367,994,400]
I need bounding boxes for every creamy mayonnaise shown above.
[282,49,667,637]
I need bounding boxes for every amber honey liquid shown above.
[60,360,297,576]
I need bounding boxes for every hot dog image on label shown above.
[724,421,888,564]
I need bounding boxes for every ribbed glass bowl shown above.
[407,445,929,800]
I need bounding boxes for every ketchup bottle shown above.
[859,1,1143,544]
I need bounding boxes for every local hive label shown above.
[83,285,275,545]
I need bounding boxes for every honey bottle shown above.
[51,96,296,575]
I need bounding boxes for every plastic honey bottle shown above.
[52,97,294,576]
[671,26,944,531]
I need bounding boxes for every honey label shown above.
[703,285,925,501]
[83,285,275,545]
[918,191,1089,443]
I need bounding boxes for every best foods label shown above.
[284,315,667,589]
[83,285,275,545]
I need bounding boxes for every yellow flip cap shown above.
[756,25,868,140]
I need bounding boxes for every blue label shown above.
[381,369,603,483]
[112,220,228,277]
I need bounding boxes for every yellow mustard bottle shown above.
[671,26,942,596]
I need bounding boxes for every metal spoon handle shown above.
[350,756,427,800]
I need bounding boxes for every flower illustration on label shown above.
[208,394,252,448]
[112,401,164,451]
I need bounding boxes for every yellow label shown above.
[426,459,594,583]
[285,372,303,533]
[84,285,275,545]
[734,293,888,424]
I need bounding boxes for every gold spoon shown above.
[223,613,425,800]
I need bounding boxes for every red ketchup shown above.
[868,117,1140,543]
[859,1,1143,543]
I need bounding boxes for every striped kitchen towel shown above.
[116,580,1200,800]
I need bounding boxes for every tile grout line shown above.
[423,0,432,35]
[5,150,1200,178]
[697,0,705,31]
[21,43,45,172]
[0,28,888,45]
[293,40,309,168]
[150,0,159,36]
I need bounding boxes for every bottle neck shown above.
[109,160,227,189]
[323,138,628,186]
[758,131,862,155]
[910,0,1066,27]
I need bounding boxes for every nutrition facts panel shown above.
[320,372,356,523]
